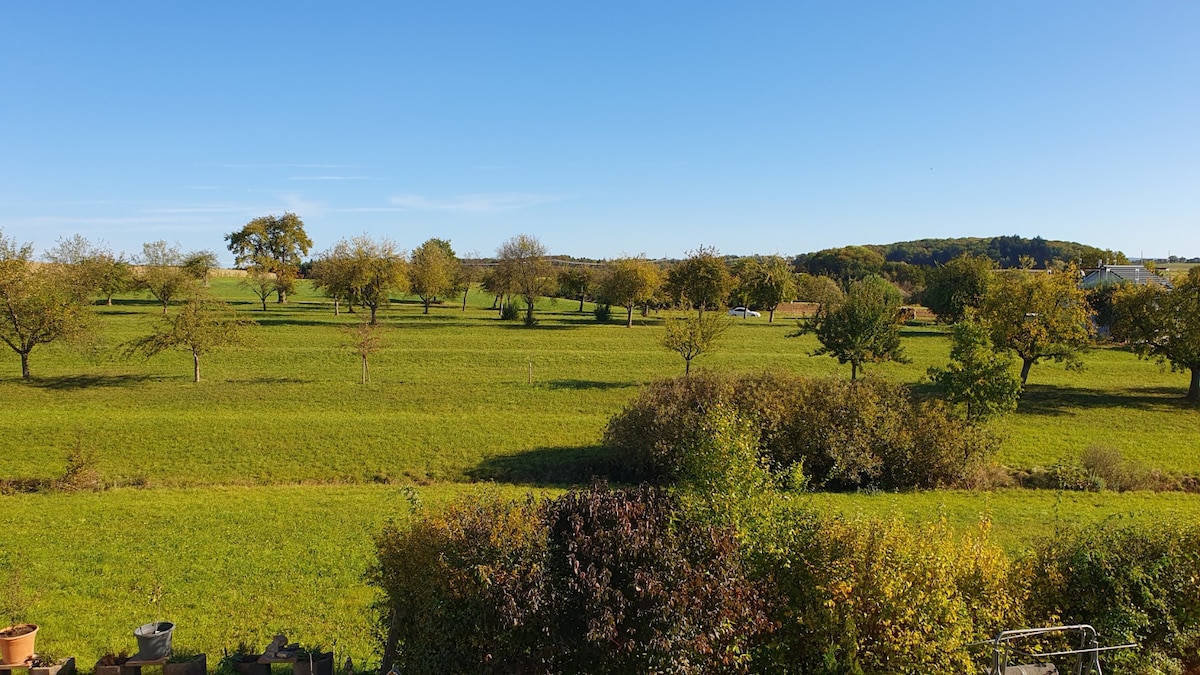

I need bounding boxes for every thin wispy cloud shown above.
[289,175,371,181]
[218,163,361,169]
[389,193,567,213]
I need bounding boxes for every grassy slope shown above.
[3,279,1199,665]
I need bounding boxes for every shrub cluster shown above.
[603,371,998,490]
[372,485,770,675]
[375,486,1200,674]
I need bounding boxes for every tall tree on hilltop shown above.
[225,212,312,303]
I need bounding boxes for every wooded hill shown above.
[838,235,1126,269]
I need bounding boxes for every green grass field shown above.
[2,278,1199,668]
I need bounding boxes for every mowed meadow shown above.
[3,278,1200,666]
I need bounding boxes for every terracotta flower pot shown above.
[0,623,39,666]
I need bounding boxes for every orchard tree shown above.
[308,240,355,315]
[978,266,1092,385]
[496,234,553,326]
[804,274,907,380]
[926,314,1022,422]
[225,212,312,303]
[1111,268,1200,402]
[345,235,409,325]
[344,317,384,384]
[124,294,250,383]
[733,255,796,322]
[137,241,196,313]
[923,253,993,324]
[661,312,731,375]
[599,256,661,328]
[795,273,844,311]
[182,250,220,287]
[458,252,481,311]
[408,238,459,314]
[666,246,732,317]
[557,266,595,313]
[1,230,94,379]
[44,234,131,303]
[241,267,277,311]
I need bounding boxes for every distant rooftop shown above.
[1080,264,1172,288]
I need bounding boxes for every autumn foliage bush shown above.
[372,485,770,675]
[603,371,998,490]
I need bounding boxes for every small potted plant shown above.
[163,651,205,675]
[219,642,267,675]
[0,567,37,667]
[29,652,76,675]
[293,647,333,675]
[94,651,135,675]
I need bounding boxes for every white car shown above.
[727,307,760,318]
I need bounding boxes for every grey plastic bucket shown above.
[133,622,174,659]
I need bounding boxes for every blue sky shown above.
[2,2,1197,264]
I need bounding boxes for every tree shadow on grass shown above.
[28,374,160,390]
[468,445,637,487]
[225,376,309,385]
[1017,384,1194,416]
[251,317,346,328]
[540,379,637,391]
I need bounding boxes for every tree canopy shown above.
[661,312,730,375]
[136,241,196,314]
[665,246,732,316]
[926,314,1022,422]
[804,274,907,380]
[599,257,661,328]
[496,234,553,326]
[1111,268,1200,402]
[408,238,459,314]
[0,230,94,379]
[125,294,251,383]
[731,255,796,322]
[978,266,1092,385]
[225,212,312,303]
[922,253,994,324]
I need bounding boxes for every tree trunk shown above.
[626,304,634,328]
[1188,366,1199,403]
[1020,358,1033,385]
[684,358,692,376]
[422,297,430,314]
[20,352,30,380]
[161,299,169,314]
[193,352,201,383]
[261,298,267,312]
[361,355,369,384]
[333,298,340,316]
[462,289,469,311]
[106,295,114,306]
[851,361,858,381]
[277,289,287,304]
[579,295,585,312]
[769,308,775,323]
[369,305,379,325]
